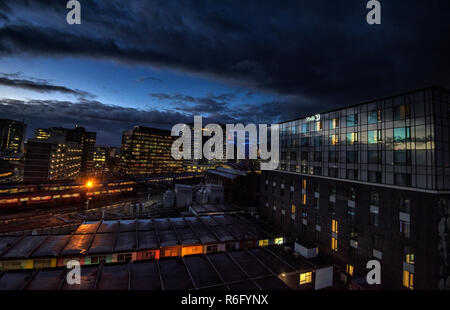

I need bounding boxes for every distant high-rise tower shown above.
[0,119,27,154]
[120,126,183,175]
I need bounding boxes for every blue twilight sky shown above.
[0,0,449,146]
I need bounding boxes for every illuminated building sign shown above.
[305,114,321,122]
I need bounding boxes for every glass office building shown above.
[260,87,450,290]
[120,126,184,175]
[278,87,450,190]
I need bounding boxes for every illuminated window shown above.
[406,253,415,265]
[315,121,323,131]
[302,179,307,190]
[404,247,415,265]
[403,270,414,289]
[331,237,338,251]
[368,130,382,144]
[332,219,338,233]
[291,204,296,214]
[329,134,339,145]
[259,239,269,247]
[329,118,339,129]
[299,272,312,285]
[274,237,284,245]
[346,132,358,144]
[346,264,354,276]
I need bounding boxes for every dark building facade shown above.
[35,126,96,174]
[260,87,450,290]
[0,119,26,154]
[120,126,183,175]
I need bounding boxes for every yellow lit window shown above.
[302,194,307,205]
[291,204,296,214]
[315,121,323,131]
[331,237,338,251]
[332,219,338,234]
[259,239,269,247]
[346,264,354,276]
[405,254,415,265]
[299,272,312,285]
[330,118,339,129]
[349,132,358,143]
[274,237,284,245]
[330,134,339,145]
[403,270,414,290]
[302,179,306,190]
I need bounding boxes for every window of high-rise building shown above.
[394,104,411,120]
[346,114,358,127]
[313,136,322,146]
[400,219,411,238]
[368,150,382,164]
[368,109,382,124]
[331,237,338,252]
[404,246,415,265]
[315,121,323,131]
[328,151,339,163]
[394,127,411,143]
[329,118,339,129]
[332,219,338,234]
[394,150,411,165]
[402,270,414,290]
[368,130,382,144]
[346,151,358,163]
[346,132,358,144]
[346,264,354,276]
[329,134,339,145]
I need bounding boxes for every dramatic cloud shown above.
[137,76,163,83]
[0,0,448,110]
[0,74,94,98]
[0,0,449,145]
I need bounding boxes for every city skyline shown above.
[1,0,449,146]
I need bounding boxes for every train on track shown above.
[0,180,137,209]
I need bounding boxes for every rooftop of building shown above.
[0,245,333,290]
[128,125,171,135]
[0,214,280,260]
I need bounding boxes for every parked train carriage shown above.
[0,191,82,209]
[0,181,138,209]
[0,184,40,196]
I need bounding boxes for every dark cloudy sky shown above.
[0,0,449,146]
